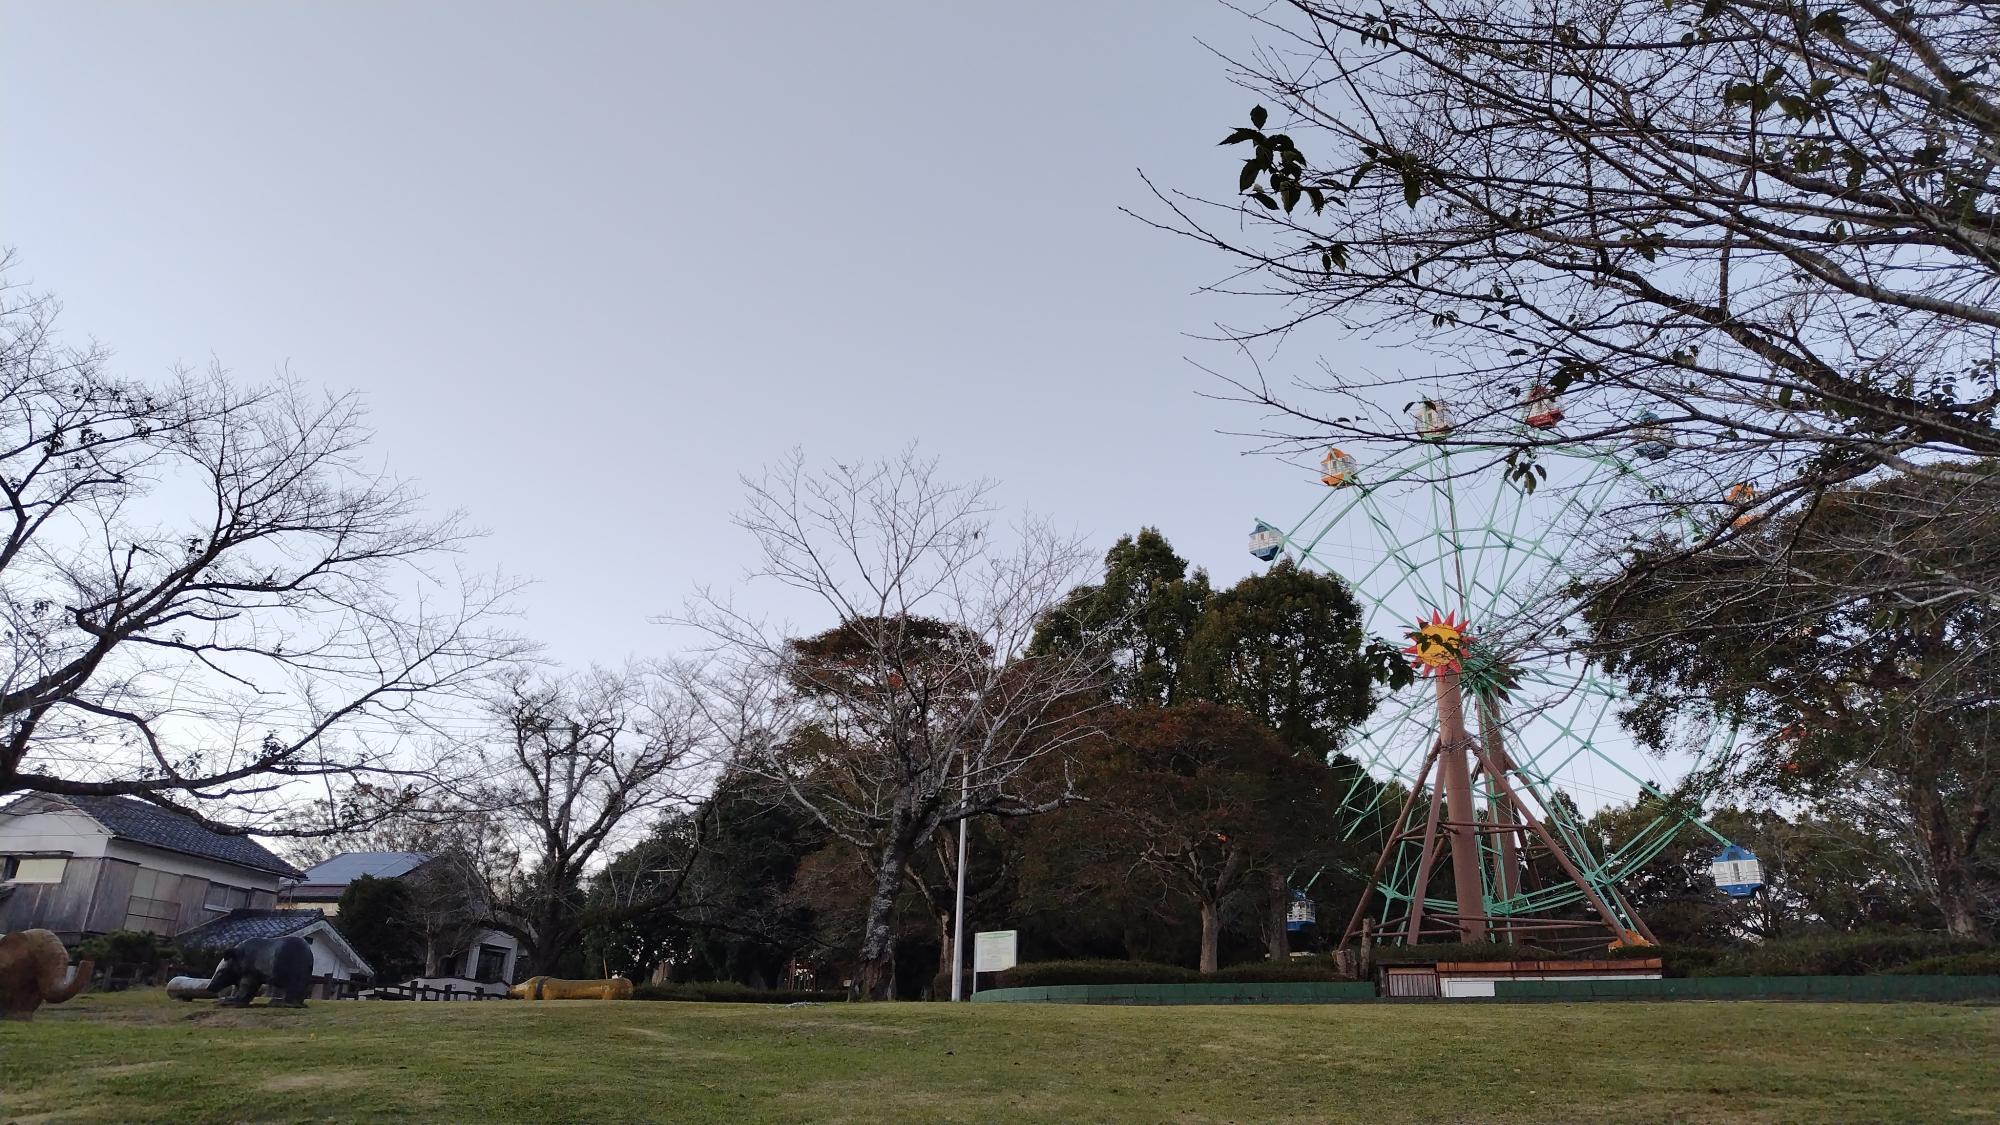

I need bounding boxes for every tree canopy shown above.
[1586,472,1999,937]
[1183,557,1374,758]
[1031,528,1211,707]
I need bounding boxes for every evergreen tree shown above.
[335,875,422,981]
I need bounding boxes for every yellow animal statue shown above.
[508,975,633,1001]
[0,929,93,1020]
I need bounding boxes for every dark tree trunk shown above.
[1265,868,1290,960]
[854,839,913,1000]
[932,909,956,1001]
[1198,900,1222,974]
[1910,782,1990,940]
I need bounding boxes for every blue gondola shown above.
[1708,844,1764,897]
[1633,410,1671,460]
[1285,890,1317,932]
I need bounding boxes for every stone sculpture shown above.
[0,929,92,1020]
[166,975,220,1001]
[508,975,634,1000]
[208,935,315,1007]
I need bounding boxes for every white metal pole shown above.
[950,760,970,1001]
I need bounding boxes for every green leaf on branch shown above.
[1809,8,1848,38]
[1363,636,1417,691]
[1250,104,1268,129]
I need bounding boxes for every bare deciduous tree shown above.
[1159,0,1998,608]
[684,451,1106,999]
[471,667,709,974]
[281,785,518,977]
[0,264,526,827]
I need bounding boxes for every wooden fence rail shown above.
[347,976,506,1001]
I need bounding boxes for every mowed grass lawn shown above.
[2,992,1996,1123]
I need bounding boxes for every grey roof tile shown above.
[31,794,302,878]
[296,851,432,885]
[175,908,322,949]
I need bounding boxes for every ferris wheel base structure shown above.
[1336,673,1659,952]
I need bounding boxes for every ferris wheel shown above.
[1251,404,1738,949]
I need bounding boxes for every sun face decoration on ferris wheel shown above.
[1251,397,1737,950]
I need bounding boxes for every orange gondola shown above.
[1726,482,1760,528]
[1319,447,1357,487]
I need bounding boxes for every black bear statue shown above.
[209,935,315,1008]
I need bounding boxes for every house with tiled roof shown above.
[176,907,374,982]
[0,792,300,945]
[278,851,520,994]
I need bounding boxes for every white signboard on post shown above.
[973,929,1018,974]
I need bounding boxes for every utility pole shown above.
[950,756,970,1001]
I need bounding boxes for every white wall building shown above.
[278,851,520,994]
[0,793,298,943]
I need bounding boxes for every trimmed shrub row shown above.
[1206,958,1349,983]
[993,960,1197,988]
[1884,950,2000,976]
[1697,932,1988,978]
[632,982,846,1004]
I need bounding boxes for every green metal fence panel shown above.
[1489,975,2000,1001]
[972,975,2000,1004]
[971,981,1378,1004]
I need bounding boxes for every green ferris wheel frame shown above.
[1256,439,1734,943]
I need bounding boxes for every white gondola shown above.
[1413,399,1453,440]
[1248,520,1284,562]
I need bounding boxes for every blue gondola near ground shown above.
[1709,845,1765,897]
[1286,890,1317,933]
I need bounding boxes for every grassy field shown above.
[2,992,1996,1123]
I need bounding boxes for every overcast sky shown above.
[1,0,1384,666]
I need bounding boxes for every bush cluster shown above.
[1883,950,2000,976]
[75,929,172,970]
[1697,932,1990,977]
[1605,942,1724,977]
[631,981,847,1004]
[992,959,1198,988]
[1206,958,1349,983]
